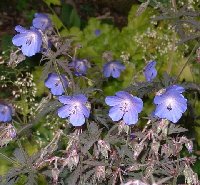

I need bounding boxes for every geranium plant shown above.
[0,1,199,185]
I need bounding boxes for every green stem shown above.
[168,0,177,74]
[174,42,198,83]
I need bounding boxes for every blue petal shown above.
[78,104,90,118]
[50,84,64,95]
[103,64,112,77]
[166,85,185,93]
[58,105,71,118]
[58,96,73,104]
[45,73,68,95]
[32,14,51,31]
[114,61,126,70]
[144,61,156,71]
[73,94,88,103]
[20,32,42,56]
[94,29,101,36]
[111,68,121,78]
[0,105,12,122]
[131,96,143,113]
[175,99,187,113]
[154,94,164,105]
[108,105,124,121]
[60,75,68,87]
[115,91,132,100]
[15,25,27,33]
[69,112,85,126]
[144,61,157,82]
[105,96,123,106]
[123,109,138,125]
[74,60,87,75]
[144,69,157,82]
[12,33,27,47]
[45,73,59,88]
[154,104,183,123]
[33,18,45,30]
[154,91,187,105]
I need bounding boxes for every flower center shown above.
[70,102,81,115]
[55,79,61,87]
[26,33,36,46]
[166,97,174,111]
[120,100,131,113]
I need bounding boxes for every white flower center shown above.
[165,97,175,111]
[26,32,37,46]
[120,100,132,113]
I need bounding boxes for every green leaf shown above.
[50,14,63,30]
[32,66,47,97]
[69,8,81,28]
[61,3,73,28]
[1,34,12,52]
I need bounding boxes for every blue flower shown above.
[153,85,187,123]
[45,73,68,96]
[12,25,42,57]
[105,91,143,125]
[103,61,125,78]
[58,94,90,126]
[94,29,101,36]
[32,13,52,31]
[144,61,157,82]
[0,104,12,122]
[69,59,90,76]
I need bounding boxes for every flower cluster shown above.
[4,8,199,185]
[12,13,52,57]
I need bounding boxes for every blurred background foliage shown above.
[0,0,200,183]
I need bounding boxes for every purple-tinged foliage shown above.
[58,94,90,126]
[154,85,187,123]
[69,59,90,76]
[105,91,143,125]
[32,13,52,31]
[45,73,68,96]
[0,104,12,122]
[144,60,157,82]
[103,60,125,78]
[12,25,42,57]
